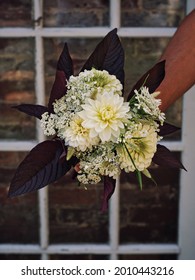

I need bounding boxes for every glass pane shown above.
[0,38,36,140]
[43,0,110,27]
[0,0,32,27]
[49,174,109,243]
[121,0,186,27]
[0,152,39,243]
[119,153,181,244]
[122,37,182,139]
[122,37,169,95]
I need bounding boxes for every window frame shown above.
[0,0,194,260]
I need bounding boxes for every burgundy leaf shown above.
[8,140,76,197]
[127,60,165,101]
[152,144,186,170]
[48,70,67,112]
[101,176,116,212]
[81,28,125,87]
[158,122,180,137]
[57,43,73,77]
[12,104,48,119]
[48,43,73,112]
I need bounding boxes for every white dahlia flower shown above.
[62,115,99,151]
[78,92,130,142]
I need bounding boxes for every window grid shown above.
[0,0,194,260]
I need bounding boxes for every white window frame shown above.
[0,0,195,260]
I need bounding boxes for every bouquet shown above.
[8,29,185,211]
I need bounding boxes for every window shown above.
[0,0,195,260]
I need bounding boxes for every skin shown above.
[157,9,195,112]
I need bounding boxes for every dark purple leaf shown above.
[152,144,186,170]
[12,104,48,119]
[127,60,165,101]
[101,176,116,212]
[48,43,73,112]
[8,140,76,197]
[81,28,125,87]
[48,70,67,112]
[57,43,73,77]
[158,122,180,137]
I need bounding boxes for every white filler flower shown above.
[79,92,130,142]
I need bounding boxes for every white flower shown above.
[77,172,101,185]
[133,86,165,124]
[40,112,56,136]
[75,142,121,183]
[117,123,158,172]
[67,68,123,100]
[78,92,130,142]
[62,114,99,151]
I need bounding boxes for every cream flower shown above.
[62,115,99,151]
[67,68,123,100]
[117,123,158,172]
[78,92,130,142]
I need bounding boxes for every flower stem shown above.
[123,143,143,190]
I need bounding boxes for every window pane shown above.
[121,0,186,27]
[119,153,181,244]
[0,152,39,243]
[0,39,36,140]
[43,0,110,27]
[48,174,109,243]
[0,0,32,27]
[122,37,182,139]
[122,37,169,94]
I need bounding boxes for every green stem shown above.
[123,143,143,190]
[142,74,150,88]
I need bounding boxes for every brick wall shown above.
[121,0,186,27]
[0,0,186,259]
[0,39,35,139]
